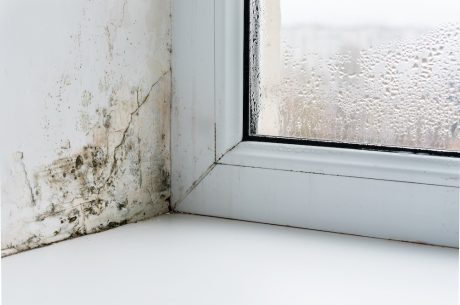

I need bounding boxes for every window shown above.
[246,0,460,156]
[172,0,459,249]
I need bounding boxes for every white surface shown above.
[2,214,458,305]
[171,0,216,205]
[221,142,460,187]
[177,164,459,247]
[171,0,244,208]
[215,0,244,159]
[171,0,459,246]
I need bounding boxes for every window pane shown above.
[250,0,460,152]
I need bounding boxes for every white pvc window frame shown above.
[171,0,460,247]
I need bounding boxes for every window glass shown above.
[250,0,460,152]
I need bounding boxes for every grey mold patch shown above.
[1,0,171,256]
[1,72,171,257]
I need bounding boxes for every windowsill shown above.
[2,214,458,305]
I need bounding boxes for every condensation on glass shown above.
[249,0,460,152]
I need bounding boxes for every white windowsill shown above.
[2,214,458,305]
[178,141,459,247]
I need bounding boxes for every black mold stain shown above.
[106,220,128,229]
[3,72,172,257]
[83,198,107,216]
[117,199,128,210]
[70,230,85,239]
[75,155,83,169]
[157,167,170,193]
[103,113,111,128]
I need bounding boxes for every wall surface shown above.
[0,0,171,256]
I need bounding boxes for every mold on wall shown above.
[0,0,171,256]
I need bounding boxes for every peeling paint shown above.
[1,0,171,256]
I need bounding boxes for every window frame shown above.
[171,0,459,247]
[243,0,460,158]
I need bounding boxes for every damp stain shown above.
[1,0,172,257]
[2,72,171,257]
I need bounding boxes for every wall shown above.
[0,0,171,256]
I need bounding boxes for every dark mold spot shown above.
[75,155,83,169]
[106,220,128,229]
[83,198,105,216]
[103,114,111,128]
[4,83,172,256]
[70,231,85,239]
[117,199,128,211]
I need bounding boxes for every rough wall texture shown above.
[0,0,171,256]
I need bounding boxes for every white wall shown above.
[0,0,171,256]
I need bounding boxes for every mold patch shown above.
[1,72,171,257]
[1,0,171,257]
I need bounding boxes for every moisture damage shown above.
[1,73,171,257]
[1,0,172,256]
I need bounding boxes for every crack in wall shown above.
[16,152,37,207]
[103,71,170,192]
